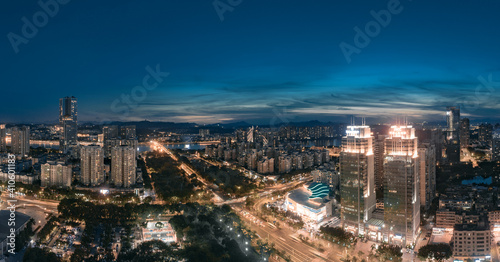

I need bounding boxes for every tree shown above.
[376,244,402,262]
[418,243,452,261]
[23,247,60,262]
[320,226,357,247]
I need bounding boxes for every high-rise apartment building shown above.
[111,145,137,188]
[373,134,386,191]
[120,125,136,140]
[0,125,6,152]
[459,118,470,150]
[340,125,376,235]
[418,143,436,210]
[80,145,104,186]
[11,126,30,157]
[103,125,137,157]
[59,96,78,153]
[384,125,420,246]
[478,123,493,147]
[41,161,72,187]
[446,107,460,164]
[493,129,500,161]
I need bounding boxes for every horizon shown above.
[2,0,500,124]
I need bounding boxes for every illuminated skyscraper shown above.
[11,126,30,157]
[111,145,137,188]
[384,125,420,246]
[340,125,376,235]
[59,96,78,154]
[80,145,104,186]
[459,118,470,150]
[446,106,460,164]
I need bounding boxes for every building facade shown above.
[59,96,78,154]
[383,125,420,246]
[11,126,30,157]
[418,143,436,210]
[80,145,104,186]
[41,161,72,188]
[340,125,376,235]
[446,106,461,164]
[111,145,136,188]
[453,223,491,261]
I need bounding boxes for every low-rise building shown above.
[285,182,333,222]
[453,222,491,261]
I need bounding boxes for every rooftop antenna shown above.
[362,117,366,126]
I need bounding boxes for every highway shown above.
[149,141,225,202]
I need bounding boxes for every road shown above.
[0,195,59,211]
[235,205,339,262]
[149,141,225,202]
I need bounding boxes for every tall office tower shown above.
[459,118,470,150]
[340,125,376,235]
[0,124,6,152]
[478,123,493,147]
[446,107,460,164]
[59,96,78,153]
[11,126,30,157]
[111,145,137,188]
[41,161,72,188]
[80,145,104,186]
[373,134,386,192]
[384,125,420,246]
[418,143,436,210]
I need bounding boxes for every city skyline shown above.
[2,1,500,124]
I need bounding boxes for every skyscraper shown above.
[384,125,420,246]
[111,145,137,188]
[418,143,436,210]
[459,118,470,150]
[340,125,376,235]
[0,124,6,152]
[80,145,104,186]
[59,96,78,154]
[11,126,30,157]
[446,107,460,164]
[478,123,493,147]
[373,134,386,192]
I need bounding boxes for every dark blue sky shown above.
[2,0,500,124]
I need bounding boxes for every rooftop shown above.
[287,183,330,211]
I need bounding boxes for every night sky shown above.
[2,0,500,124]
